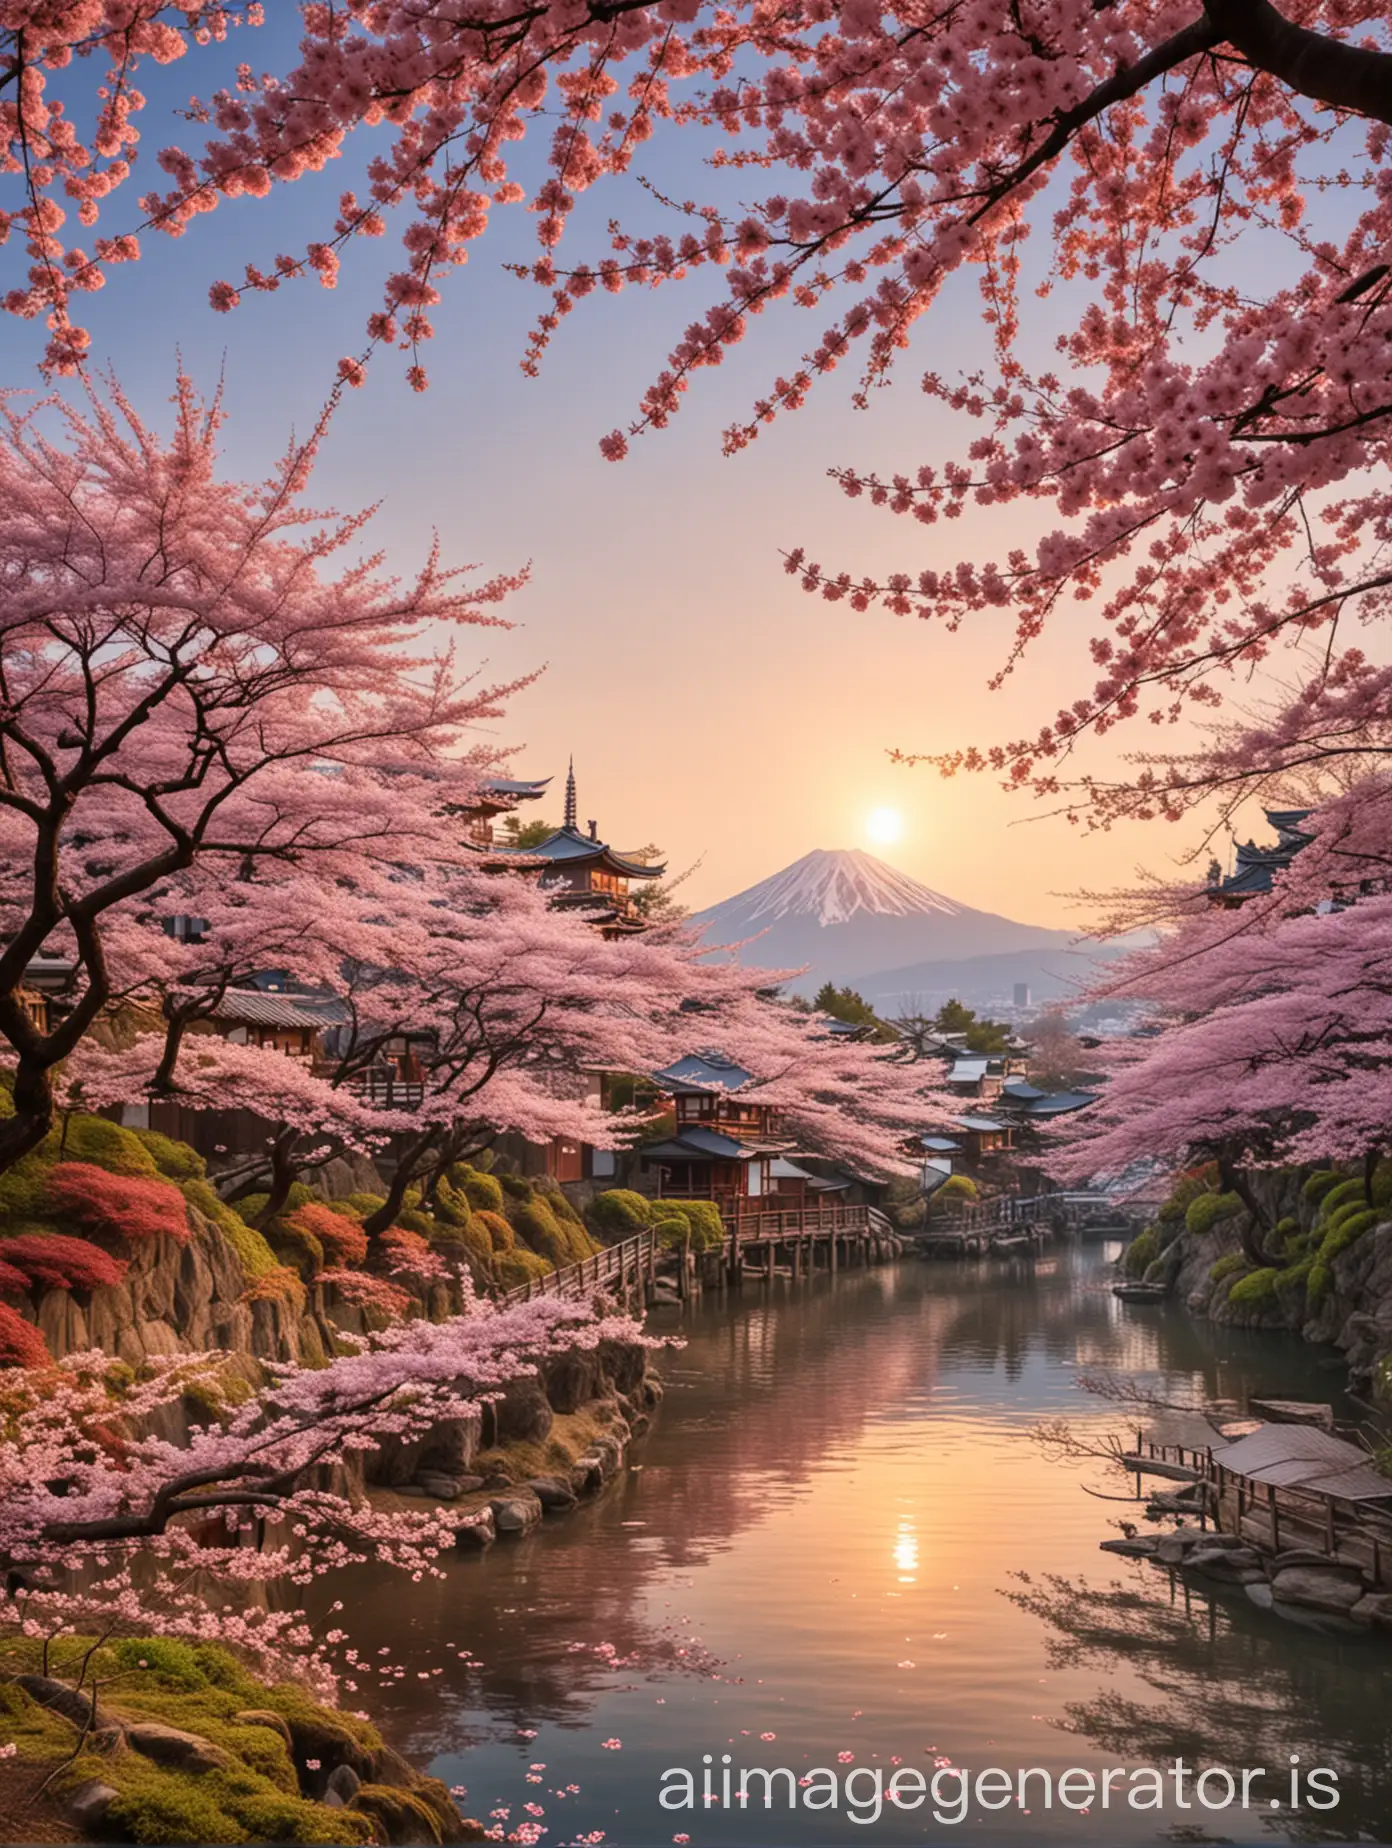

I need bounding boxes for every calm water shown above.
[322,1247,1392,1845]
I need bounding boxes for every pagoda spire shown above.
[564,756,577,831]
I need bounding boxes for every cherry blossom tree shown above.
[0,370,527,1173]
[4,0,1392,824]
[1052,778,1392,1254]
[0,1290,652,1696]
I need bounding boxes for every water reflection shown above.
[311,1250,1392,1844]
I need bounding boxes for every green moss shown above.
[499,1172,534,1202]
[349,1784,444,1844]
[132,1129,206,1181]
[513,1198,596,1266]
[1210,1252,1248,1284]
[1184,1191,1243,1237]
[0,1110,163,1218]
[458,1168,504,1214]
[936,1174,978,1204]
[1302,1168,1342,1203]
[180,1179,279,1281]
[393,1207,436,1237]
[653,1215,692,1249]
[341,1191,388,1218]
[1373,1161,1392,1211]
[474,1209,514,1253]
[1123,1227,1159,1278]
[652,1198,725,1249]
[0,1637,378,1846]
[1319,1177,1367,1219]
[430,1180,472,1229]
[267,1221,325,1279]
[1157,1165,1218,1224]
[493,1248,552,1290]
[1227,1266,1280,1306]
[586,1189,654,1239]
[538,1186,585,1227]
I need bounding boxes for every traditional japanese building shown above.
[484,760,665,935]
[640,1053,795,1212]
[455,775,553,849]
[1207,809,1313,908]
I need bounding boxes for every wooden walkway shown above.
[501,1227,657,1307]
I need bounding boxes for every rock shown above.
[529,1475,578,1513]
[598,1338,646,1394]
[324,1764,363,1808]
[1272,1548,1346,1571]
[542,1349,602,1414]
[453,1475,485,1493]
[1187,1547,1266,1583]
[415,1472,464,1501]
[490,1491,543,1535]
[396,1483,430,1497]
[1269,1565,1367,1613]
[1100,1537,1158,1558]
[66,1779,118,1832]
[494,1378,553,1446]
[125,1721,233,1774]
[1155,1531,1207,1564]
[1350,1592,1392,1630]
[570,1457,604,1496]
[234,1709,294,1748]
[1245,1581,1276,1610]
[455,1509,496,1549]
[14,1673,100,1732]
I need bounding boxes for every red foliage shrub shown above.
[0,1304,51,1370]
[320,1269,410,1319]
[0,1235,129,1293]
[0,1259,30,1296]
[288,1202,368,1267]
[379,1226,448,1284]
[45,1162,191,1245]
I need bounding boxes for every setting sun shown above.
[866,807,903,846]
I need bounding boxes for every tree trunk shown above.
[363,1129,441,1250]
[1218,1155,1279,1266]
[252,1133,302,1229]
[0,1054,56,1172]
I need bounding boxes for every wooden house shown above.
[455,775,553,849]
[640,1054,794,1212]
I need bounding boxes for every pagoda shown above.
[455,773,553,849]
[1206,808,1313,908]
[486,759,665,934]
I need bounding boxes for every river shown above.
[323,1243,1392,1846]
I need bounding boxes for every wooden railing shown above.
[725,1202,870,1243]
[342,1070,425,1109]
[931,1191,1125,1234]
[501,1226,656,1306]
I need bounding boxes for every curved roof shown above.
[654,1053,756,1094]
[489,825,665,880]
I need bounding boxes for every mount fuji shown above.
[689,849,1094,1006]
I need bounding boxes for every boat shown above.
[1112,1281,1168,1304]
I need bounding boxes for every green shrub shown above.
[652,1198,725,1249]
[936,1174,978,1203]
[474,1209,514,1252]
[130,1129,205,1181]
[1184,1191,1243,1237]
[342,1191,388,1218]
[458,1167,504,1214]
[1319,1177,1366,1219]
[586,1189,655,1239]
[499,1172,534,1201]
[653,1215,693,1249]
[494,1248,553,1290]
[1309,1208,1384,1302]
[182,1179,278,1281]
[1157,1165,1218,1223]
[1210,1252,1248,1284]
[393,1206,436,1237]
[1373,1161,1392,1210]
[267,1220,324,1279]
[431,1179,473,1228]
[1123,1227,1159,1278]
[0,1110,161,1219]
[538,1186,585,1226]
[1303,1168,1341,1202]
[1227,1266,1280,1306]
[513,1198,594,1266]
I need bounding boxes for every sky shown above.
[0,21,1299,927]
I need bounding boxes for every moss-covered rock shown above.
[1123,1227,1159,1278]
[1184,1191,1243,1237]
[512,1198,596,1266]
[474,1209,514,1253]
[493,1248,552,1291]
[1227,1266,1280,1306]
[1209,1251,1247,1284]
[457,1169,504,1214]
[1302,1168,1342,1203]
[131,1129,206,1182]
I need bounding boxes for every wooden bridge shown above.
[919,1190,1143,1255]
[499,1201,893,1307]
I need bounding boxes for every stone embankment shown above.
[1103,1528,1392,1635]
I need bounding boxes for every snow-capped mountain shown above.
[690,849,1077,995]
